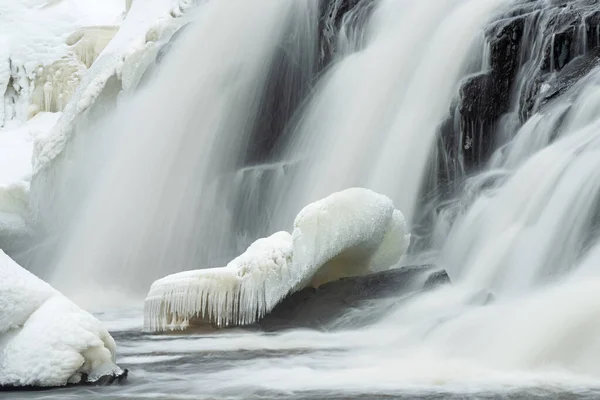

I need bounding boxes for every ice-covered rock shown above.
[0,0,124,127]
[293,188,410,287]
[144,231,295,331]
[144,188,410,332]
[0,250,125,387]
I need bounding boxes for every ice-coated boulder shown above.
[144,188,410,332]
[0,250,125,388]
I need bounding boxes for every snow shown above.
[0,112,60,241]
[293,188,409,287]
[144,188,410,332]
[0,249,123,387]
[0,0,193,244]
[0,0,124,126]
[32,0,192,175]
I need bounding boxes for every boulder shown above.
[255,265,450,331]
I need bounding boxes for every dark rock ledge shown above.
[0,369,128,392]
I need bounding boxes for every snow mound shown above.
[144,188,410,332]
[293,188,409,287]
[0,250,123,387]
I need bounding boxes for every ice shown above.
[293,188,409,287]
[32,0,190,176]
[0,249,123,387]
[144,188,410,332]
[0,0,124,126]
[144,231,294,331]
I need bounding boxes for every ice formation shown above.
[293,188,410,288]
[145,231,294,330]
[144,188,410,332]
[0,0,124,127]
[0,250,123,387]
[32,0,192,175]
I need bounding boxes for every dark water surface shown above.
[6,309,600,400]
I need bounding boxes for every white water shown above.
[49,0,319,302]
[274,0,502,226]
[20,0,600,397]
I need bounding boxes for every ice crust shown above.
[144,188,410,332]
[0,250,122,387]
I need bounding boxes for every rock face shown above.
[440,0,600,178]
[255,266,449,331]
[413,0,600,250]
[0,370,128,392]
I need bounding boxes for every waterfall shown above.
[48,0,319,302]
[270,0,505,229]
[13,0,600,394]
[439,66,600,294]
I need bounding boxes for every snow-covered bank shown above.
[0,0,124,127]
[144,188,410,332]
[0,0,196,253]
[0,250,124,387]
[0,112,61,250]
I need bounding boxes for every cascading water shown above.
[271,0,504,227]
[48,0,320,302]
[15,0,600,397]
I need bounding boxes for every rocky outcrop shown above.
[0,370,128,392]
[255,266,449,331]
[413,0,600,251]
[440,0,600,177]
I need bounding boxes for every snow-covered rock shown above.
[0,0,124,127]
[0,250,124,387]
[293,188,410,287]
[0,112,61,251]
[144,188,410,332]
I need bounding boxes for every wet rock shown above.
[318,0,375,67]
[424,269,451,289]
[0,369,128,392]
[255,266,450,331]
[437,0,600,177]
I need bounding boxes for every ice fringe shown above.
[0,250,124,387]
[144,188,410,332]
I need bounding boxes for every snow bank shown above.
[144,188,410,332]
[0,112,61,247]
[0,0,124,127]
[0,250,123,387]
[32,0,192,175]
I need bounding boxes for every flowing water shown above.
[15,0,600,398]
